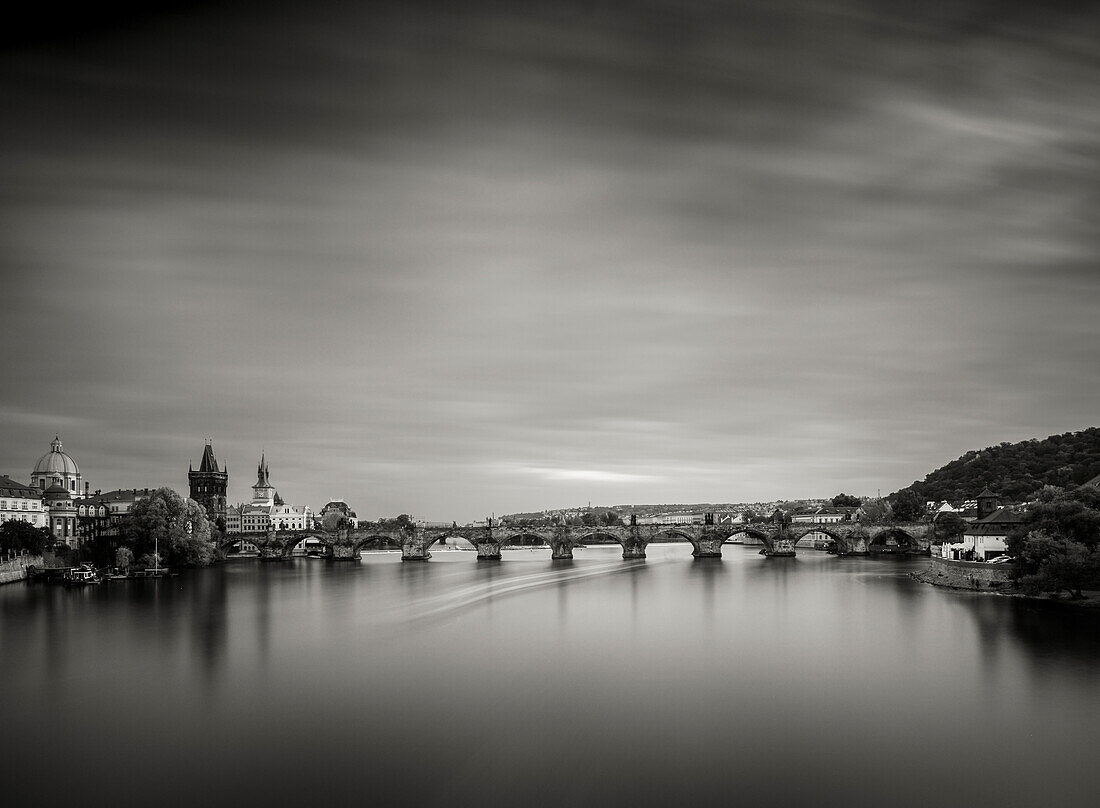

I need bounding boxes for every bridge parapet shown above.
[232,519,932,562]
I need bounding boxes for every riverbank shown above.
[911,556,1100,609]
[0,555,44,586]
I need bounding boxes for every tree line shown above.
[891,427,1100,505]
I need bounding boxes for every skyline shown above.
[2,2,1099,523]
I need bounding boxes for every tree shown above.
[600,510,623,527]
[0,520,50,555]
[1015,530,1100,599]
[322,511,349,532]
[741,509,757,523]
[120,487,215,567]
[859,499,890,524]
[115,546,134,573]
[889,490,925,522]
[932,512,967,544]
[831,493,861,508]
[1006,487,1100,595]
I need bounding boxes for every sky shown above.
[1,1,1098,523]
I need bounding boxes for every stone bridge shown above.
[224,520,930,562]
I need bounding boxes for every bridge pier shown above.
[764,536,797,557]
[620,527,648,559]
[550,542,574,560]
[331,544,359,561]
[259,546,284,562]
[838,533,870,556]
[401,542,432,561]
[691,533,724,558]
[475,541,503,560]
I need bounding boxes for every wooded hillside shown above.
[891,428,1100,504]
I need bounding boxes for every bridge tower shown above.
[188,442,228,530]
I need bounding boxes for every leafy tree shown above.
[831,493,861,508]
[741,509,757,523]
[1007,487,1100,596]
[1015,531,1100,599]
[1008,489,1100,557]
[600,510,623,527]
[932,512,967,544]
[889,490,925,522]
[115,546,134,572]
[322,511,350,532]
[120,487,215,567]
[370,514,415,531]
[580,511,598,527]
[859,498,890,524]
[0,520,51,554]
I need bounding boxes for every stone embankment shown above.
[914,555,1017,591]
[0,554,45,586]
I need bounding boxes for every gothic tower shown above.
[189,442,229,529]
[251,452,275,507]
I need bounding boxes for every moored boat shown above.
[63,565,101,586]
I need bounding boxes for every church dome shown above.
[33,436,80,477]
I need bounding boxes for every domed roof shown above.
[33,436,80,476]
[44,484,70,496]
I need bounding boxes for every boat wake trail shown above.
[406,560,650,621]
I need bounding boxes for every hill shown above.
[891,427,1100,504]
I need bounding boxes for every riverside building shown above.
[0,475,46,528]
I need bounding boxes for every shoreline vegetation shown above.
[910,566,1100,610]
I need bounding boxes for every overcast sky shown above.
[1,1,1097,522]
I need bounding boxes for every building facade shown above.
[0,475,46,528]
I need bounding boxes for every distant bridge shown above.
[223,520,931,562]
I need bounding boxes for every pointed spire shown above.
[199,443,219,473]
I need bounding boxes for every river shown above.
[2,544,1098,807]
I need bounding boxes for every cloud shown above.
[1,1,1098,521]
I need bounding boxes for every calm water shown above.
[3,544,1099,808]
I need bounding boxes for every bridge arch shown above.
[869,527,917,553]
[791,526,844,549]
[499,531,551,548]
[574,530,626,548]
[352,534,404,554]
[220,536,261,556]
[422,531,477,550]
[650,527,695,543]
[282,534,334,557]
[719,526,770,544]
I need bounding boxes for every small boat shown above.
[138,566,173,578]
[63,565,101,586]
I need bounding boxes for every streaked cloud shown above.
[1,1,1097,521]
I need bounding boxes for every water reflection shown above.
[2,547,1099,808]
